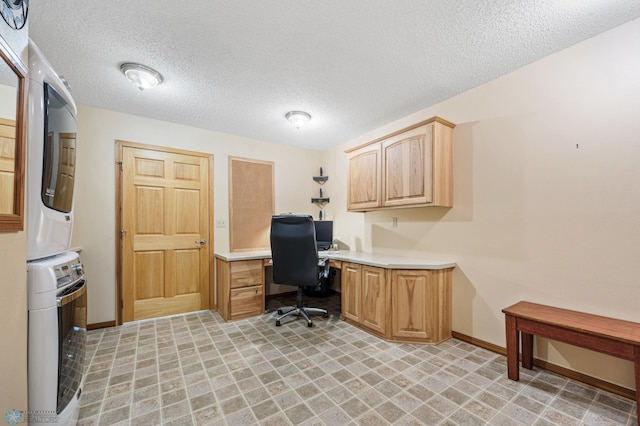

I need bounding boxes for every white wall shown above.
[73,106,322,324]
[0,84,16,116]
[0,20,28,416]
[323,18,640,390]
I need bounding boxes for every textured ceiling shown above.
[29,1,640,150]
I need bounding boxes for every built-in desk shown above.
[215,250,455,344]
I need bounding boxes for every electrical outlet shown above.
[216,219,226,228]
[392,217,398,228]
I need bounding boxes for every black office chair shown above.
[270,214,329,327]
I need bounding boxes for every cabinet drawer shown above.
[230,285,263,319]
[230,260,263,288]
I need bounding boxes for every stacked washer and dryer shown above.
[26,40,85,426]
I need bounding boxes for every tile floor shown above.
[78,292,638,425]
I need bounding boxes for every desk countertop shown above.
[214,250,455,270]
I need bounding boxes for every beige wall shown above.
[0,233,27,412]
[74,17,640,390]
[4,13,637,407]
[0,22,28,415]
[73,106,323,324]
[323,18,640,390]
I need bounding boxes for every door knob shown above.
[196,239,206,245]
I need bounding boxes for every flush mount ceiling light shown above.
[120,63,163,91]
[285,111,312,129]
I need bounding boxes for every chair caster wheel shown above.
[323,313,329,318]
[276,320,281,326]
[307,322,313,328]
[277,309,283,315]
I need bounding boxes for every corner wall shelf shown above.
[312,168,329,220]
[311,197,330,208]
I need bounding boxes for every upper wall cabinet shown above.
[346,143,381,211]
[346,117,455,211]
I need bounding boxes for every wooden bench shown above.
[502,301,640,421]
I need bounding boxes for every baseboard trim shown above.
[451,331,636,401]
[87,320,116,330]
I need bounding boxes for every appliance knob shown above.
[72,263,83,276]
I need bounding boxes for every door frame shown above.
[115,140,215,325]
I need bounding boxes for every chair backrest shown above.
[270,215,320,287]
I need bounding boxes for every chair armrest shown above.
[318,257,330,279]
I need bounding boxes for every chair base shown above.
[275,287,328,327]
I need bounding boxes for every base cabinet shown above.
[341,263,361,322]
[216,258,264,321]
[391,270,429,340]
[342,264,452,344]
[360,265,388,335]
[342,263,388,336]
[391,269,451,343]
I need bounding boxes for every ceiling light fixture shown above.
[285,111,312,129]
[120,63,163,91]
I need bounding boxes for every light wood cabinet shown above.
[360,265,388,335]
[216,258,264,321]
[342,264,452,344]
[346,116,455,211]
[391,270,429,340]
[382,125,432,207]
[341,263,361,322]
[391,269,451,343]
[347,143,381,211]
[341,262,388,338]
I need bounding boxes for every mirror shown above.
[0,37,26,231]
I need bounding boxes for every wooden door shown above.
[382,124,432,207]
[391,270,429,340]
[120,144,212,322]
[0,118,15,213]
[53,133,76,211]
[341,262,361,321]
[347,144,381,211]
[360,266,387,334]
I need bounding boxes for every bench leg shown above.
[635,346,640,423]
[522,332,534,370]
[505,314,520,381]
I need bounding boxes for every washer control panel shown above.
[55,260,84,288]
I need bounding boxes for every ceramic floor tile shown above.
[79,292,636,425]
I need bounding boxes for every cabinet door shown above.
[391,270,429,340]
[341,263,361,321]
[230,285,263,320]
[347,144,381,211]
[360,266,387,335]
[382,124,432,207]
